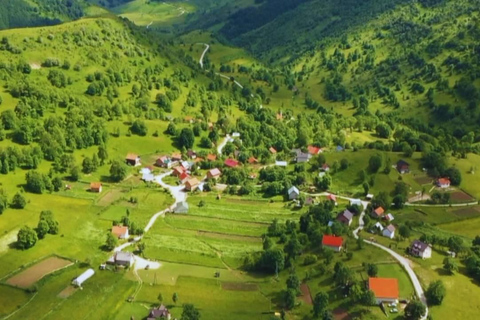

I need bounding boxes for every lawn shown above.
[0,285,32,318]
[375,264,415,299]
[435,217,480,239]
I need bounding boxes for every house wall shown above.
[375,297,398,304]
[423,247,432,259]
[324,244,341,252]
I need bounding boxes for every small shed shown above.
[125,153,141,166]
[90,182,102,193]
[72,268,95,287]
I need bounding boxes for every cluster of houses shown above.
[370,206,396,239]
[397,159,451,188]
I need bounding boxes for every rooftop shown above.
[322,235,343,247]
[369,277,399,299]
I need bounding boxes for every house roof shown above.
[438,178,451,185]
[173,166,185,174]
[115,251,133,263]
[322,163,330,170]
[186,177,200,187]
[275,161,287,167]
[327,194,337,201]
[187,149,196,157]
[157,155,170,163]
[308,145,321,155]
[208,168,221,177]
[207,154,217,161]
[411,240,429,252]
[248,156,258,164]
[288,186,299,195]
[369,278,399,299]
[90,182,102,189]
[397,159,409,168]
[224,159,239,167]
[341,210,354,220]
[179,172,190,181]
[150,305,170,317]
[386,213,395,221]
[112,226,128,237]
[386,224,396,232]
[374,207,385,216]
[322,235,343,247]
[126,153,138,161]
[269,147,277,154]
[171,153,182,159]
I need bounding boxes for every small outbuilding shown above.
[288,186,300,200]
[90,182,102,193]
[72,268,95,287]
[125,153,141,166]
[437,178,451,188]
[336,210,354,226]
[275,160,288,167]
[112,226,129,239]
[396,160,410,174]
[207,168,221,179]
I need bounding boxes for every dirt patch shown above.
[450,191,475,202]
[414,176,432,185]
[97,189,124,206]
[0,229,18,254]
[58,286,77,298]
[221,282,258,291]
[333,308,350,320]
[300,283,313,305]
[7,257,73,288]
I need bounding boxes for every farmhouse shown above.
[288,186,300,200]
[368,277,399,304]
[437,178,451,188]
[382,224,396,239]
[179,172,190,184]
[72,268,95,287]
[185,178,200,191]
[148,304,171,320]
[112,226,129,239]
[207,154,217,161]
[187,150,197,159]
[336,210,354,226]
[125,153,141,166]
[308,145,322,155]
[156,156,173,168]
[410,240,432,259]
[207,168,221,179]
[293,149,312,163]
[225,158,239,168]
[172,166,185,177]
[173,201,189,214]
[396,160,410,174]
[90,182,102,193]
[110,251,134,267]
[372,206,385,218]
[322,235,343,252]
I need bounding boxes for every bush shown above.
[303,254,318,265]
[426,280,446,305]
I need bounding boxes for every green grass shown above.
[393,205,480,226]
[375,264,415,299]
[0,285,32,318]
[435,217,480,239]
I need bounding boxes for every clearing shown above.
[6,257,73,288]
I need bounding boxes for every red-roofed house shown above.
[172,166,185,177]
[111,226,129,239]
[248,156,258,164]
[207,168,221,179]
[372,207,385,218]
[322,235,343,252]
[308,145,321,155]
[368,278,399,303]
[179,172,190,184]
[269,147,277,154]
[224,159,239,168]
[437,178,451,188]
[207,154,217,162]
[90,182,102,193]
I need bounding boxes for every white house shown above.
[275,160,288,167]
[350,199,362,206]
[382,224,396,239]
[410,240,432,259]
[288,186,300,200]
[437,178,451,188]
[72,268,95,287]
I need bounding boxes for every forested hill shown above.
[0,0,84,30]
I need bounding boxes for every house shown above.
[207,168,221,179]
[275,160,288,167]
[90,182,102,193]
[233,150,241,159]
[321,163,330,172]
[366,194,374,200]
[308,145,322,155]
[269,147,277,154]
[248,156,258,164]
[288,186,300,200]
[336,210,354,226]
[396,160,410,174]
[327,194,337,202]
[156,156,173,168]
[350,199,362,206]
[171,153,182,162]
[184,116,194,123]
[187,150,197,159]
[181,161,193,170]
[385,213,395,222]
[112,226,129,239]
[374,222,384,231]
[224,159,239,168]
[125,153,140,166]
[410,240,432,259]
[179,172,190,184]
[148,304,171,320]
[206,154,217,162]
[383,224,396,239]
[113,251,134,267]
[319,171,326,178]
[322,235,343,252]
[185,178,200,191]
[172,166,185,177]
[72,268,95,287]
[293,149,312,163]
[368,277,399,304]
[173,201,189,214]
[437,178,451,188]
[372,207,385,218]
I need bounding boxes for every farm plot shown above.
[449,190,476,203]
[6,257,73,289]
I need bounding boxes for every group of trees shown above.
[17,210,59,249]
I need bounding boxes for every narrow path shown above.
[198,43,209,69]
[217,135,231,155]
[146,21,153,29]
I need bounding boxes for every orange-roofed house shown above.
[172,166,185,177]
[248,156,258,164]
[171,153,182,162]
[308,145,322,155]
[112,226,129,239]
[372,206,385,218]
[125,153,140,166]
[185,178,200,191]
[269,147,277,154]
[322,235,343,252]
[207,154,217,162]
[368,278,399,304]
[90,182,102,193]
[207,168,221,179]
[437,178,451,188]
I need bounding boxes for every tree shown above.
[25,171,45,194]
[82,157,95,174]
[36,219,50,239]
[17,226,38,249]
[445,167,461,186]
[399,225,411,238]
[392,194,406,209]
[52,176,63,191]
[426,280,446,305]
[130,119,148,136]
[285,289,296,310]
[157,293,163,304]
[448,236,464,254]
[98,144,108,165]
[105,233,118,250]
[404,301,426,320]
[11,192,26,209]
[366,263,378,277]
[110,160,128,182]
[178,128,195,149]
[286,272,300,294]
[368,154,382,173]
[340,158,349,170]
[0,191,7,214]
[70,166,80,181]
[263,235,274,250]
[312,292,329,318]
[443,257,458,274]
[375,123,391,138]
[181,303,201,320]
[172,292,178,304]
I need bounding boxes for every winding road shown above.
[199,43,209,69]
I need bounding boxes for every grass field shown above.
[375,264,415,299]
[0,285,32,318]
